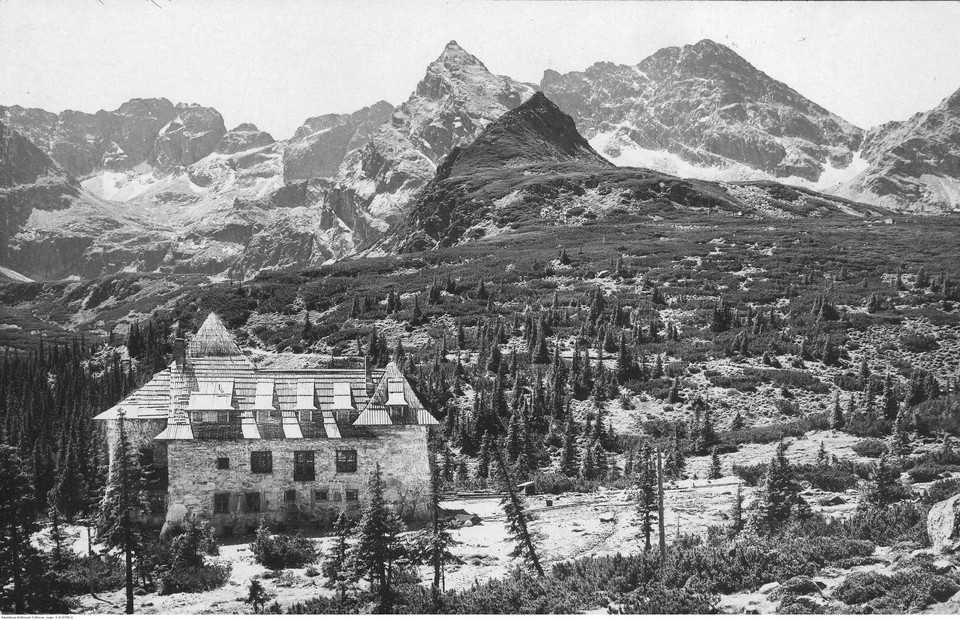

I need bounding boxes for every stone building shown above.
[94,312,438,535]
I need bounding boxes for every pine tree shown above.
[830,393,845,431]
[352,463,404,612]
[750,441,800,535]
[410,464,458,595]
[730,483,745,537]
[863,454,900,508]
[246,579,270,614]
[0,445,41,613]
[668,377,682,404]
[477,432,492,481]
[322,512,353,599]
[637,446,658,551]
[559,412,579,477]
[889,409,911,457]
[492,446,544,576]
[708,447,722,480]
[97,409,146,615]
[580,441,597,480]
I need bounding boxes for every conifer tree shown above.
[322,513,353,600]
[477,432,492,481]
[352,464,404,612]
[889,409,911,457]
[730,483,745,537]
[637,446,658,551]
[830,393,845,430]
[559,412,579,477]
[0,445,41,613]
[668,376,682,404]
[580,441,597,480]
[97,409,146,615]
[750,441,800,535]
[882,374,899,420]
[491,446,543,576]
[863,454,901,508]
[708,447,722,480]
[411,465,458,596]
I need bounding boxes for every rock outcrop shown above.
[215,123,276,155]
[1,98,179,176]
[928,493,960,554]
[283,101,394,181]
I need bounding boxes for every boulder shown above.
[757,581,780,595]
[927,493,960,554]
[820,495,847,506]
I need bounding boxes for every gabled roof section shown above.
[187,312,242,358]
[354,362,439,426]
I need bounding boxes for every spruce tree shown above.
[750,441,800,535]
[411,465,458,595]
[322,512,353,600]
[830,393,845,431]
[730,483,745,537]
[97,409,146,615]
[637,447,658,551]
[708,447,722,480]
[559,412,579,477]
[863,454,900,508]
[352,463,404,612]
[492,446,543,576]
[0,445,41,613]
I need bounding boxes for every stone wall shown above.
[103,418,169,473]
[163,426,432,535]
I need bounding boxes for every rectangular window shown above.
[345,489,359,501]
[284,490,296,502]
[214,493,230,515]
[251,451,272,473]
[245,492,261,513]
[216,457,230,470]
[149,493,165,515]
[293,451,315,481]
[335,449,357,473]
[314,489,328,501]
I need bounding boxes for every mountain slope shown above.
[541,39,864,187]
[834,86,960,213]
[392,93,884,253]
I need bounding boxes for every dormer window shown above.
[384,380,408,407]
[333,382,356,410]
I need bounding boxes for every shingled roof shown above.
[95,312,440,436]
[187,313,243,358]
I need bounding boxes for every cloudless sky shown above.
[2,0,959,140]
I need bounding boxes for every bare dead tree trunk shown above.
[657,449,666,566]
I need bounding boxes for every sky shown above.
[2,0,959,140]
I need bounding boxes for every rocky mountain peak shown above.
[542,40,863,184]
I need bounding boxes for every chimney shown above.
[173,337,186,367]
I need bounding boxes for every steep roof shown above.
[354,362,439,426]
[95,312,439,436]
[187,312,243,358]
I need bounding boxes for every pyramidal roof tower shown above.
[187,312,243,358]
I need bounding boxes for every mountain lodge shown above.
[94,312,439,535]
